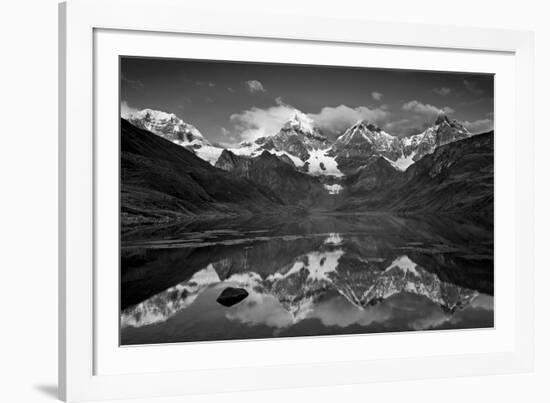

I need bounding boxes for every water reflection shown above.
[120,214,493,344]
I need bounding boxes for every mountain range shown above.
[126,108,476,174]
[121,108,493,227]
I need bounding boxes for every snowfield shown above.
[383,152,417,171]
[392,152,417,171]
[228,145,305,168]
[305,149,344,177]
[193,144,224,166]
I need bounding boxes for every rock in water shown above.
[216,287,249,307]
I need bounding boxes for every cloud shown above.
[311,298,392,328]
[402,100,454,117]
[463,79,484,95]
[383,119,438,137]
[231,100,390,142]
[463,118,493,134]
[245,80,266,94]
[402,122,434,136]
[225,290,294,328]
[120,100,139,119]
[383,118,411,132]
[469,294,494,311]
[308,104,390,138]
[217,127,239,147]
[433,87,451,96]
[230,103,299,141]
[371,91,383,101]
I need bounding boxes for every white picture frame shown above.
[59,0,534,401]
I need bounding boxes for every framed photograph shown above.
[59,0,534,401]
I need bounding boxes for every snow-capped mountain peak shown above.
[126,108,210,146]
[335,120,395,147]
[251,112,330,163]
[398,114,471,165]
[134,108,178,123]
[338,121,375,143]
[125,108,230,165]
[337,121,372,144]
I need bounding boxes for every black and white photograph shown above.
[4,0,549,401]
[119,57,494,345]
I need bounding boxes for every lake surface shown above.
[120,214,494,345]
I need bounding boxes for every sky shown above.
[120,56,494,146]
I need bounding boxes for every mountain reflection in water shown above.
[120,214,493,345]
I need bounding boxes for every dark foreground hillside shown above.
[338,131,494,217]
[120,119,294,227]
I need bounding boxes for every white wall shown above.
[1,0,547,402]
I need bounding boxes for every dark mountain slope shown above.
[120,119,289,227]
[327,121,401,174]
[343,156,403,196]
[337,131,494,216]
[214,149,252,173]
[215,149,331,206]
